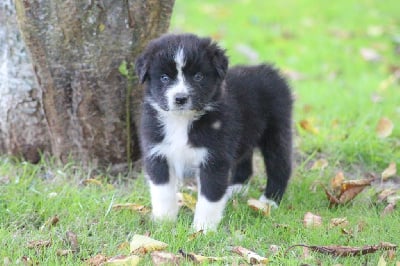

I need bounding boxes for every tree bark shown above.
[14,0,175,168]
[0,0,50,163]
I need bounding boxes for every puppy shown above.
[135,33,293,231]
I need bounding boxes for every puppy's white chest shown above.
[150,113,207,179]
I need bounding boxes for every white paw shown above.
[192,194,227,232]
[226,184,249,199]
[150,181,179,221]
[259,195,278,209]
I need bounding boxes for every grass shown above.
[1,0,400,264]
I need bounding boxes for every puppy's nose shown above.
[174,93,189,105]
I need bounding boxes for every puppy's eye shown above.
[160,74,170,83]
[193,72,203,82]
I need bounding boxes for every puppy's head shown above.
[135,34,228,113]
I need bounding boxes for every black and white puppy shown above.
[135,33,293,231]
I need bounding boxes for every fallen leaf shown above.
[381,203,396,216]
[85,254,108,266]
[112,203,150,214]
[310,159,329,170]
[130,234,168,254]
[82,178,103,186]
[360,47,381,62]
[331,172,345,191]
[381,162,397,181]
[231,246,269,265]
[177,192,197,212]
[378,255,387,266]
[179,249,226,263]
[303,212,322,227]
[377,189,396,202]
[27,239,51,249]
[105,255,140,266]
[329,217,349,228]
[247,198,272,216]
[299,119,319,135]
[66,231,79,252]
[376,117,394,138]
[151,251,181,265]
[40,215,59,230]
[285,242,397,257]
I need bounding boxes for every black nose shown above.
[174,93,188,105]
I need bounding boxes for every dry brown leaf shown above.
[285,242,397,257]
[27,239,51,249]
[66,231,79,252]
[331,172,345,191]
[231,246,269,265]
[247,198,272,216]
[310,159,329,170]
[381,162,397,181]
[112,203,150,214]
[338,185,367,204]
[376,117,394,138]
[299,119,319,135]
[130,234,168,254]
[85,254,108,266]
[177,192,197,212]
[151,251,181,265]
[82,178,103,186]
[397,261,400,266]
[179,249,226,263]
[378,189,397,202]
[381,203,396,216]
[105,255,140,266]
[40,215,59,230]
[329,217,349,228]
[303,212,322,227]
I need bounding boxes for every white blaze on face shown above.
[166,48,189,110]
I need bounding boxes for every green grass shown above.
[1,0,400,264]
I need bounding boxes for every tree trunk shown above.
[14,0,175,169]
[0,0,50,163]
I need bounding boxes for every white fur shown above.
[166,48,191,110]
[211,120,222,130]
[193,192,228,232]
[259,195,278,209]
[149,180,179,220]
[148,105,208,180]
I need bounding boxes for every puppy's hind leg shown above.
[259,122,292,208]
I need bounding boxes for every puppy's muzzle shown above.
[174,93,189,106]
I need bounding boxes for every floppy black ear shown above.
[135,52,149,84]
[210,43,228,79]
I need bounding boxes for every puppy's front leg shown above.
[193,162,229,232]
[145,156,178,221]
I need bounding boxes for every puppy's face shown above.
[136,34,228,113]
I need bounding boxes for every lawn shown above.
[1,0,400,265]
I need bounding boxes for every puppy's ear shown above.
[211,44,228,79]
[135,52,149,84]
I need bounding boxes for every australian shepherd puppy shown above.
[135,33,293,231]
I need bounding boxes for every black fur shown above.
[136,33,293,206]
